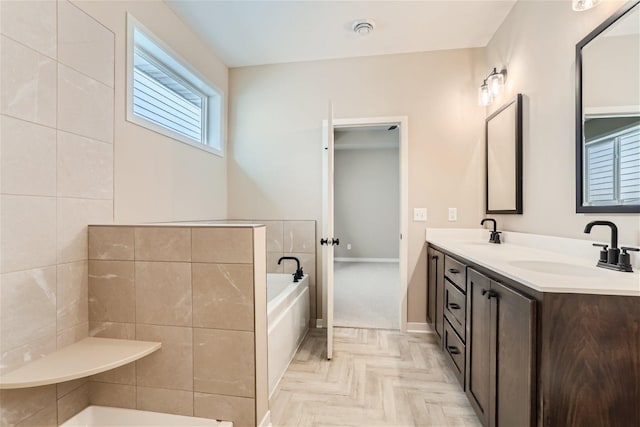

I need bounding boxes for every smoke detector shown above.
[352,19,375,36]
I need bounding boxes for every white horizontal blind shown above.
[619,127,640,203]
[133,48,206,144]
[584,124,640,205]
[586,139,616,204]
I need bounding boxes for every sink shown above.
[507,260,604,277]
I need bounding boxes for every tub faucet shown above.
[277,256,304,282]
[481,218,501,244]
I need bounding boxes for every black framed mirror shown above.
[486,93,523,214]
[576,1,640,213]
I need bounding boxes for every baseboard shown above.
[258,410,271,427]
[334,257,399,263]
[407,322,431,333]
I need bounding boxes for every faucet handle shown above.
[618,247,638,272]
[592,243,609,263]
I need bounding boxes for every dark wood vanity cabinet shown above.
[466,268,536,427]
[426,247,444,339]
[426,242,640,427]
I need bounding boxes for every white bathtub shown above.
[61,405,232,426]
[267,273,310,396]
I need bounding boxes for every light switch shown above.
[413,208,427,222]
[448,207,457,221]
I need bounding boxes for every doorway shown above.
[321,116,408,355]
[333,126,400,329]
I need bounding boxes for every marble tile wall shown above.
[0,1,114,425]
[87,225,268,427]
[254,220,317,325]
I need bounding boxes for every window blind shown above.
[133,48,206,143]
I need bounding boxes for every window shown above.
[584,119,640,205]
[126,15,223,155]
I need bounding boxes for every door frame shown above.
[322,116,409,332]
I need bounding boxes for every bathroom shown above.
[1,0,638,426]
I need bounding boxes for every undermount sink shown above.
[507,260,604,277]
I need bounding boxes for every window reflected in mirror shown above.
[577,1,640,212]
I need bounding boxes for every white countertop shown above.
[426,228,640,297]
[0,338,161,389]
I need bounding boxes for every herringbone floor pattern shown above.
[270,328,481,427]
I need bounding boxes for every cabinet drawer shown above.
[444,319,465,388]
[444,279,466,341]
[444,255,466,291]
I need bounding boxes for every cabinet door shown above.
[427,248,436,325]
[466,269,492,427]
[492,280,536,427]
[427,248,444,339]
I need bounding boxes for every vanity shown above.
[426,228,640,427]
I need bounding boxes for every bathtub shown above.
[267,273,310,396]
[61,405,232,426]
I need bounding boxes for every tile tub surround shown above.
[426,228,640,296]
[227,220,318,326]
[0,1,114,425]
[158,219,319,326]
[87,225,268,427]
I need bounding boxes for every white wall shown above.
[485,0,640,246]
[229,49,487,323]
[72,0,229,223]
[334,129,399,259]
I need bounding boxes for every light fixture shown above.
[352,20,375,36]
[478,80,493,107]
[478,67,507,106]
[572,0,601,11]
[487,68,505,97]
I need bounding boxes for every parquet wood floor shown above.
[269,327,481,427]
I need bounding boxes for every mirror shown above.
[576,1,640,213]
[486,93,523,214]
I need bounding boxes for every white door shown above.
[322,101,335,360]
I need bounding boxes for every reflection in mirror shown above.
[486,94,523,214]
[577,1,640,213]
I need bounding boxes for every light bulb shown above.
[572,0,600,11]
[478,81,492,106]
[487,69,504,97]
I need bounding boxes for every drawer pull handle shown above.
[448,303,461,310]
[431,255,439,260]
[448,268,459,274]
[447,345,461,355]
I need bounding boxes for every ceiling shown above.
[166,1,517,68]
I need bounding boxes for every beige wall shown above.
[228,49,487,323]
[1,0,115,424]
[485,0,640,246]
[71,0,229,223]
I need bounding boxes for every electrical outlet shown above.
[448,207,457,221]
[413,208,427,222]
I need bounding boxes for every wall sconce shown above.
[478,67,507,106]
[572,0,600,11]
